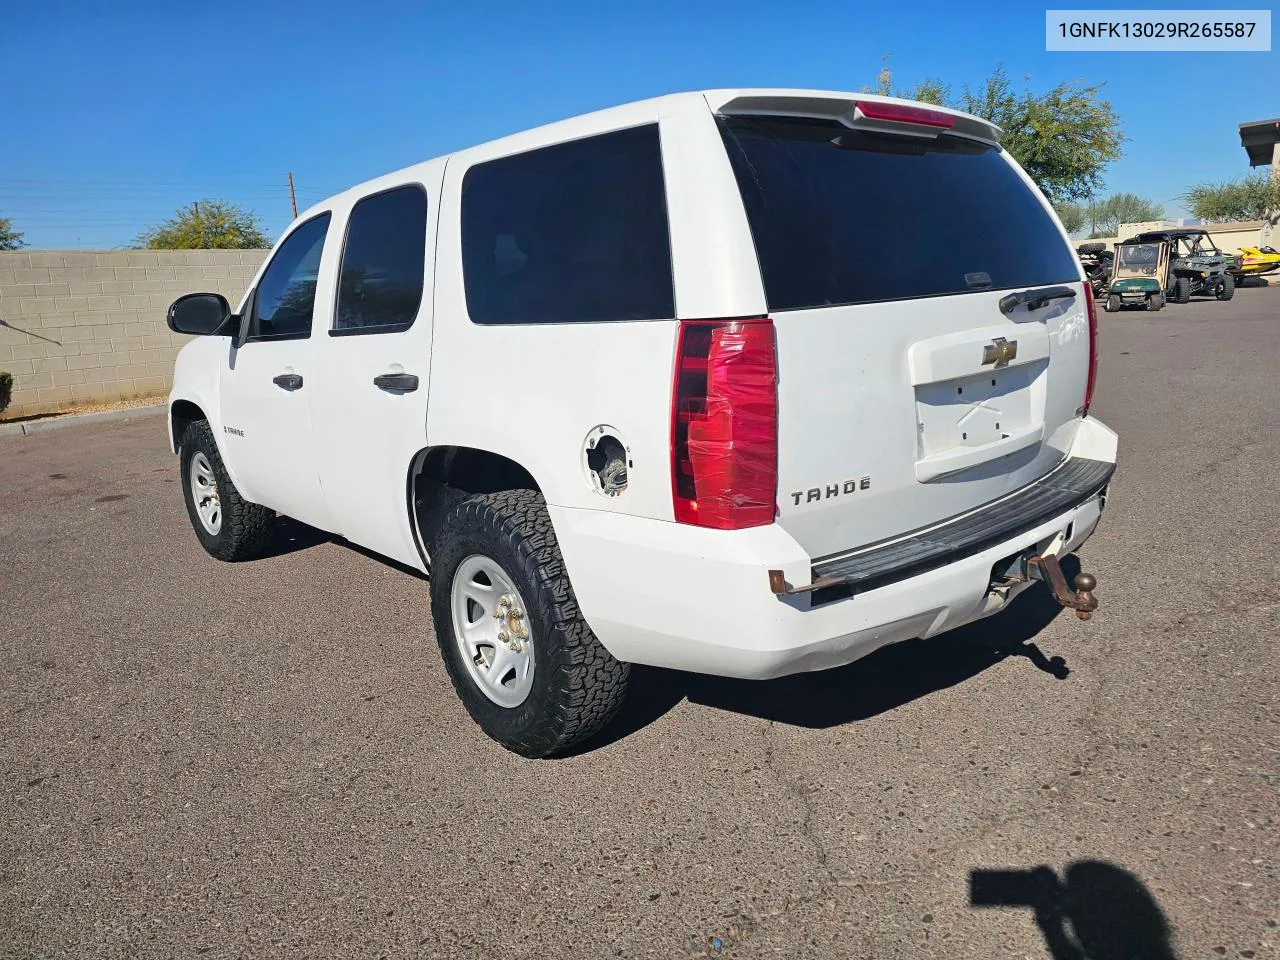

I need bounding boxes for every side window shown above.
[461,124,674,325]
[333,185,428,335]
[250,213,331,340]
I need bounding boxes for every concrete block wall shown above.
[0,249,268,419]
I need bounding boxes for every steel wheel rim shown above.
[450,554,535,708]
[189,451,221,536]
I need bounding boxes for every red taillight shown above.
[1083,283,1099,415]
[854,100,956,129]
[671,318,778,529]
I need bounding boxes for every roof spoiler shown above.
[715,94,1001,145]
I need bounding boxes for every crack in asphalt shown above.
[1191,435,1278,481]
[760,719,829,872]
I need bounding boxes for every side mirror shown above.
[167,292,234,336]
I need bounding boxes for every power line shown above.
[0,177,312,187]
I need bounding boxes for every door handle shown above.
[272,373,304,391]
[373,372,419,393]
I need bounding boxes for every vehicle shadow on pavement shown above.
[577,556,1081,753]
[258,516,333,558]
[259,517,428,580]
[970,860,1179,959]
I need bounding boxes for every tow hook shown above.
[1028,554,1098,620]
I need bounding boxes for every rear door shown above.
[714,101,1088,559]
[309,166,444,569]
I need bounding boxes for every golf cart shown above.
[1106,238,1170,312]
[1127,228,1239,302]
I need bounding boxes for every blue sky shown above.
[3,0,1275,248]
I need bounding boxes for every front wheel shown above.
[429,490,629,757]
[1171,277,1192,304]
[1217,274,1235,301]
[179,420,276,561]
[1105,294,1121,313]
[1146,293,1165,312]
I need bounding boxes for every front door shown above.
[309,167,444,569]
[219,211,336,532]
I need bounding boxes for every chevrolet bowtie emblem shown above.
[982,337,1018,368]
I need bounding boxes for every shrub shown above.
[0,371,12,415]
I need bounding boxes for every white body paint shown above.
[170,89,1116,679]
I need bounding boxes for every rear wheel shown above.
[179,420,276,561]
[1106,294,1121,313]
[429,490,629,757]
[1217,274,1235,301]
[1171,277,1192,304]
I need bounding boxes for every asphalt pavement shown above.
[2,284,1278,959]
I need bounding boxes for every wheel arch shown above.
[405,444,543,564]
[169,397,207,454]
[169,393,250,498]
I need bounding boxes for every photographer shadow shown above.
[971,861,1179,960]
[579,556,1082,752]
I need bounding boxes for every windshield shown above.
[1179,234,1218,257]
[717,116,1078,310]
[1117,243,1161,274]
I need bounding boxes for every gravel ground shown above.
[2,285,1277,959]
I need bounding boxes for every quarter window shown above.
[333,185,428,335]
[461,124,674,325]
[251,213,331,340]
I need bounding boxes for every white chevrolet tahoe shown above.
[167,89,1117,757]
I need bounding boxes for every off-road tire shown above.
[179,420,276,561]
[1216,274,1235,301]
[1105,294,1121,313]
[1171,277,1192,304]
[429,490,629,758]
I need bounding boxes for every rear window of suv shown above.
[718,115,1079,311]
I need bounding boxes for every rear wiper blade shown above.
[998,286,1076,315]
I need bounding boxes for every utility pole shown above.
[288,172,298,220]
[192,201,203,247]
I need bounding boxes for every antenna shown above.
[288,172,298,220]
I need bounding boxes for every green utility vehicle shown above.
[1127,228,1239,303]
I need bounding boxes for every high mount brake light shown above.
[671,318,778,530]
[854,101,956,129]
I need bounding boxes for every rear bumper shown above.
[797,456,1113,596]
[1111,280,1159,295]
[552,417,1116,681]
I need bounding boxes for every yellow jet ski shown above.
[1234,246,1280,278]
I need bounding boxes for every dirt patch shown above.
[1,394,165,426]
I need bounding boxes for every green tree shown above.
[0,214,25,250]
[137,199,269,249]
[870,63,1124,204]
[1082,193,1165,237]
[1053,202,1087,236]
[1181,172,1280,224]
